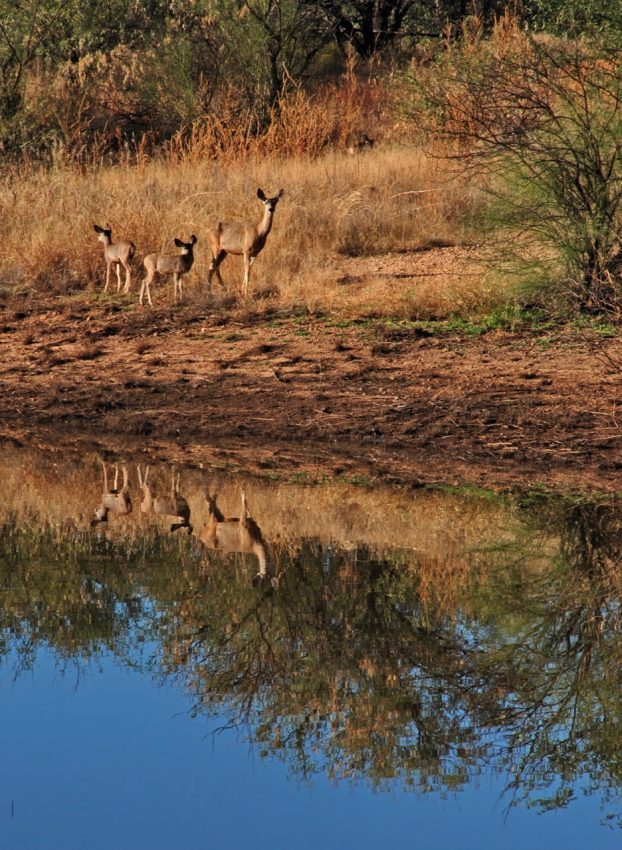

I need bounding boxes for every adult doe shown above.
[199,491,279,587]
[140,235,197,306]
[207,188,284,294]
[93,224,136,293]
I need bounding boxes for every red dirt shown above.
[0,289,621,493]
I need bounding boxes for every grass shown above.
[2,137,615,331]
[0,144,505,322]
[0,443,536,565]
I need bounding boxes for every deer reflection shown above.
[198,491,277,587]
[91,462,132,526]
[137,465,193,534]
[8,456,622,819]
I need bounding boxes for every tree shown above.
[0,0,169,122]
[51,0,169,61]
[525,0,622,39]
[312,1,512,59]
[206,0,331,126]
[0,0,69,118]
[404,23,622,312]
[313,0,417,58]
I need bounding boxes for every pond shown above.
[1,446,621,849]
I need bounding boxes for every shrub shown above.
[404,15,622,314]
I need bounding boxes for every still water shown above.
[1,448,621,849]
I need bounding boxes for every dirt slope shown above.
[0,290,620,493]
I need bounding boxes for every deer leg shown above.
[174,273,183,303]
[139,272,154,307]
[116,263,123,293]
[243,253,251,294]
[104,262,111,292]
[123,263,131,294]
[207,250,226,288]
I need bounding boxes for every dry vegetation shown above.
[0,38,550,321]
[0,140,499,320]
[3,15,622,322]
[3,19,621,495]
[2,444,554,614]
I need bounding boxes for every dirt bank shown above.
[0,297,621,493]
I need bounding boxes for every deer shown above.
[137,465,193,534]
[345,130,375,155]
[140,234,197,306]
[207,188,284,295]
[91,462,132,527]
[93,224,136,293]
[198,491,279,587]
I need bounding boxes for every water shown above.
[1,447,621,849]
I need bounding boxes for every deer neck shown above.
[253,541,269,576]
[181,247,194,271]
[257,206,274,240]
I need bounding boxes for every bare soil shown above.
[1,259,622,493]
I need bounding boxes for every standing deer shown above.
[140,234,197,306]
[137,465,193,534]
[91,462,132,527]
[93,224,136,293]
[207,188,284,295]
[199,491,278,586]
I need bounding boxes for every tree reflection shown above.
[162,544,503,789]
[486,498,622,821]
[1,492,622,823]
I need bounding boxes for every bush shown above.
[404,15,622,314]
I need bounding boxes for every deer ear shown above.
[277,189,284,198]
[191,234,197,244]
[257,188,267,201]
[94,224,103,233]
[174,237,184,248]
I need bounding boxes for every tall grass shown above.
[0,141,500,319]
[2,444,544,579]
[0,59,518,321]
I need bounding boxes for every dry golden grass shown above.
[2,445,547,558]
[1,445,561,619]
[0,144,499,319]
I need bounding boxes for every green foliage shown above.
[525,0,622,39]
[52,0,169,60]
[205,0,331,126]
[314,1,512,58]
[0,0,167,119]
[4,488,622,822]
[405,24,622,314]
